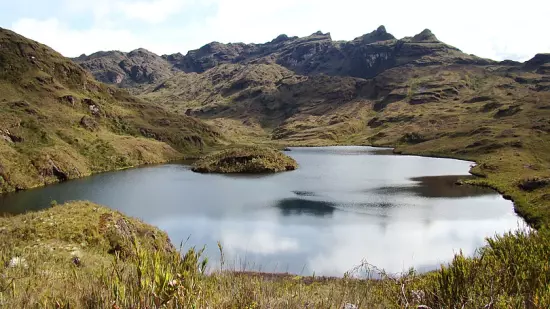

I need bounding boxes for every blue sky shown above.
[1,0,548,61]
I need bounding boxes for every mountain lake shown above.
[0,146,525,276]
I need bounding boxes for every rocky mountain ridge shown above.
[74,26,497,90]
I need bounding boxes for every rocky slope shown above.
[74,48,177,92]
[0,27,221,193]
[132,28,550,226]
[168,26,494,78]
[74,26,491,87]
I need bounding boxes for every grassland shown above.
[0,202,548,308]
[0,28,221,194]
[192,146,297,173]
[1,27,550,308]
[143,63,550,229]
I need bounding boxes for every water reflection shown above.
[275,198,335,217]
[0,146,525,276]
[372,175,495,198]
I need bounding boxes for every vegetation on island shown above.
[192,146,297,173]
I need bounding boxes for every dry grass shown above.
[0,202,548,308]
[0,27,222,194]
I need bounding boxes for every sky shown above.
[0,0,548,61]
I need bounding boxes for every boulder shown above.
[59,95,77,106]
[80,116,99,131]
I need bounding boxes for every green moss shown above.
[192,146,298,173]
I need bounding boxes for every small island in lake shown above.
[192,146,298,173]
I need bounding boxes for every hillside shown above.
[0,27,221,193]
[79,26,550,227]
[1,26,549,308]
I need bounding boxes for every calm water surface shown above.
[0,147,524,276]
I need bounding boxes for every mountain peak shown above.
[376,25,387,33]
[355,25,395,44]
[270,34,292,44]
[412,29,439,42]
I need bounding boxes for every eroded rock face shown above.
[75,26,492,86]
[74,48,176,89]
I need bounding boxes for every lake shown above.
[0,146,524,276]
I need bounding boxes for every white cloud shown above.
[116,0,197,24]
[222,229,300,255]
[62,0,197,24]
[11,18,142,56]
[9,0,550,60]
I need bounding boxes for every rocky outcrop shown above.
[76,26,494,88]
[80,116,99,131]
[74,48,177,89]
[519,177,550,191]
[523,53,550,73]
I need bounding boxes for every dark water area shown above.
[0,146,524,276]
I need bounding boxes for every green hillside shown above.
[0,28,222,193]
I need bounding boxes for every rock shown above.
[7,257,28,268]
[481,102,503,112]
[342,304,358,309]
[106,70,124,84]
[401,132,426,144]
[523,53,550,72]
[270,34,291,44]
[48,158,69,181]
[8,100,31,108]
[0,129,23,143]
[72,256,82,267]
[356,25,395,44]
[88,104,101,116]
[80,116,99,131]
[464,96,492,103]
[75,25,481,85]
[412,29,439,42]
[409,93,440,104]
[82,98,94,105]
[518,177,550,192]
[59,95,77,106]
[494,105,521,118]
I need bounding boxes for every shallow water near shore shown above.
[0,146,524,276]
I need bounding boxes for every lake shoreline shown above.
[0,146,523,277]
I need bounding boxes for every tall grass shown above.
[1,222,548,308]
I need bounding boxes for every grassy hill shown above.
[137,59,550,228]
[1,27,550,308]
[0,27,222,193]
[1,201,548,308]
